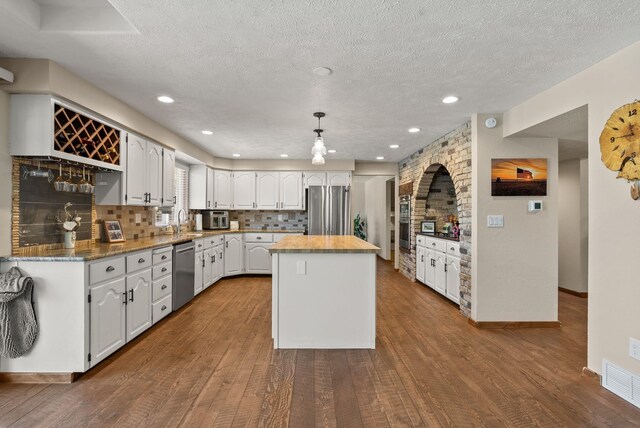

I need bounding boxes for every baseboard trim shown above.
[582,367,601,382]
[0,372,80,384]
[468,319,562,329]
[559,287,588,298]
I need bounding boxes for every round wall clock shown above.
[599,100,640,181]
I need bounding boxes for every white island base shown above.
[270,236,378,349]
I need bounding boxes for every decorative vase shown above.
[64,231,76,249]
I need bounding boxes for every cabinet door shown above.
[195,250,204,295]
[233,171,256,209]
[256,172,279,210]
[416,246,426,284]
[327,172,351,187]
[126,134,147,205]
[146,142,163,206]
[434,252,447,296]
[425,249,436,288]
[188,165,207,210]
[162,149,175,207]
[126,269,152,342]
[203,248,214,288]
[90,277,126,367]
[224,235,244,276]
[214,170,232,209]
[211,245,222,284]
[446,256,461,304]
[303,171,327,188]
[206,167,214,210]
[245,243,272,273]
[280,172,303,210]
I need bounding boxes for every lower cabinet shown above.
[415,236,461,305]
[125,268,153,342]
[89,277,127,367]
[416,246,427,283]
[245,243,272,273]
[433,251,447,296]
[446,256,461,304]
[195,249,204,295]
[151,246,173,324]
[224,234,244,276]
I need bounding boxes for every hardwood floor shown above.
[1,259,639,427]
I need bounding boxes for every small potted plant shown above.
[57,202,82,249]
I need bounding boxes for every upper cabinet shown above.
[146,142,163,206]
[162,149,175,207]
[327,171,352,187]
[303,171,327,188]
[303,171,351,188]
[189,165,214,210]
[256,172,280,210]
[10,94,124,171]
[280,172,304,210]
[125,133,163,206]
[213,170,232,209]
[233,171,256,210]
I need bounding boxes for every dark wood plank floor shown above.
[1,259,639,427]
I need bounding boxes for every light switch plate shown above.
[296,260,306,275]
[487,215,504,228]
[630,338,640,361]
[135,213,142,224]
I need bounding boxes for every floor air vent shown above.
[602,360,640,408]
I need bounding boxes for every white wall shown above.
[0,89,11,255]
[558,159,588,294]
[502,40,640,375]
[363,176,393,260]
[472,113,559,322]
[351,179,366,224]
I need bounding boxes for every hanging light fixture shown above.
[311,112,327,165]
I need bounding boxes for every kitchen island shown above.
[270,235,379,349]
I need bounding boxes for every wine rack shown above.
[53,104,121,166]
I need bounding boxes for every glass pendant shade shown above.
[312,154,325,165]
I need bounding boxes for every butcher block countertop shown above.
[270,235,379,254]
[1,229,305,262]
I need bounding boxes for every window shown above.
[155,163,189,226]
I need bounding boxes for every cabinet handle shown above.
[161,255,167,260]
[202,259,205,268]
[213,255,216,262]
[432,243,436,246]
[173,196,176,204]
[122,292,127,305]
[148,193,151,203]
[106,265,115,272]
[220,252,223,260]
[421,254,424,262]
[215,201,218,208]
[161,284,167,290]
[450,247,455,251]
[129,289,134,302]
[445,264,448,272]
[161,305,167,311]
[138,258,145,263]
[257,236,262,240]
[161,267,167,272]
[226,241,229,248]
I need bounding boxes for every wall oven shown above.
[399,195,411,250]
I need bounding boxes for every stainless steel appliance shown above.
[308,186,351,235]
[202,211,229,230]
[173,241,195,310]
[399,195,411,250]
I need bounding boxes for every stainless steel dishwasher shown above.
[173,241,195,310]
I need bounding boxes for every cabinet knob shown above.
[450,247,455,251]
[161,284,167,290]
[138,258,145,263]
[161,255,167,260]
[161,267,167,272]
[161,305,167,311]
[106,266,115,272]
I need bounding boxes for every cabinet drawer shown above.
[446,242,461,257]
[89,257,125,285]
[152,276,172,301]
[424,237,447,253]
[245,233,273,243]
[194,238,206,251]
[205,235,224,248]
[152,294,172,324]
[126,250,153,273]
[416,235,427,247]
[153,261,172,280]
[152,247,172,265]
[273,233,302,243]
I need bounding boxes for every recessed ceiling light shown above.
[376,156,384,160]
[442,95,459,104]
[389,144,400,149]
[280,154,289,158]
[408,127,421,133]
[313,67,333,76]
[328,149,336,153]
[201,130,213,135]
[232,153,240,157]
[157,95,174,103]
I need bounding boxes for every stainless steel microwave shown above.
[202,211,229,230]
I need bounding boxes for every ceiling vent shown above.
[0,67,14,84]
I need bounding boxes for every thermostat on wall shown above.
[528,200,543,212]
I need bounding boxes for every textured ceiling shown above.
[0,1,639,161]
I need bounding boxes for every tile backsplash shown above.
[230,210,307,231]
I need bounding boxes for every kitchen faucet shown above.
[175,209,186,235]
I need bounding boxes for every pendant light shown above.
[311,112,327,165]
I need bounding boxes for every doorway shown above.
[352,175,395,260]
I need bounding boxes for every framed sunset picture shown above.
[491,158,547,196]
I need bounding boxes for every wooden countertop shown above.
[269,235,379,254]
[1,229,305,262]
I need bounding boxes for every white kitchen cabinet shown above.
[233,171,257,209]
[203,248,214,288]
[303,171,327,188]
[256,172,280,209]
[214,169,233,209]
[434,251,447,296]
[279,171,303,210]
[162,149,175,207]
[146,142,163,206]
[152,246,173,324]
[125,268,153,342]
[245,243,272,273]
[224,234,244,276]
[425,249,436,288]
[327,171,351,187]
[195,248,204,295]
[416,245,427,284]
[90,277,127,367]
[212,245,223,284]
[189,165,215,210]
[446,256,461,304]
[126,134,147,205]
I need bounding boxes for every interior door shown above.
[256,172,279,209]
[233,171,256,209]
[126,269,152,341]
[214,170,232,209]
[146,142,163,206]
[90,277,126,367]
[126,134,147,205]
[162,149,175,207]
[446,256,461,304]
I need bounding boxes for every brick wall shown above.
[424,168,458,225]
[398,122,472,317]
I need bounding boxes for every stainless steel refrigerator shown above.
[307,186,351,235]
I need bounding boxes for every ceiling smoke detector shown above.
[0,67,14,84]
